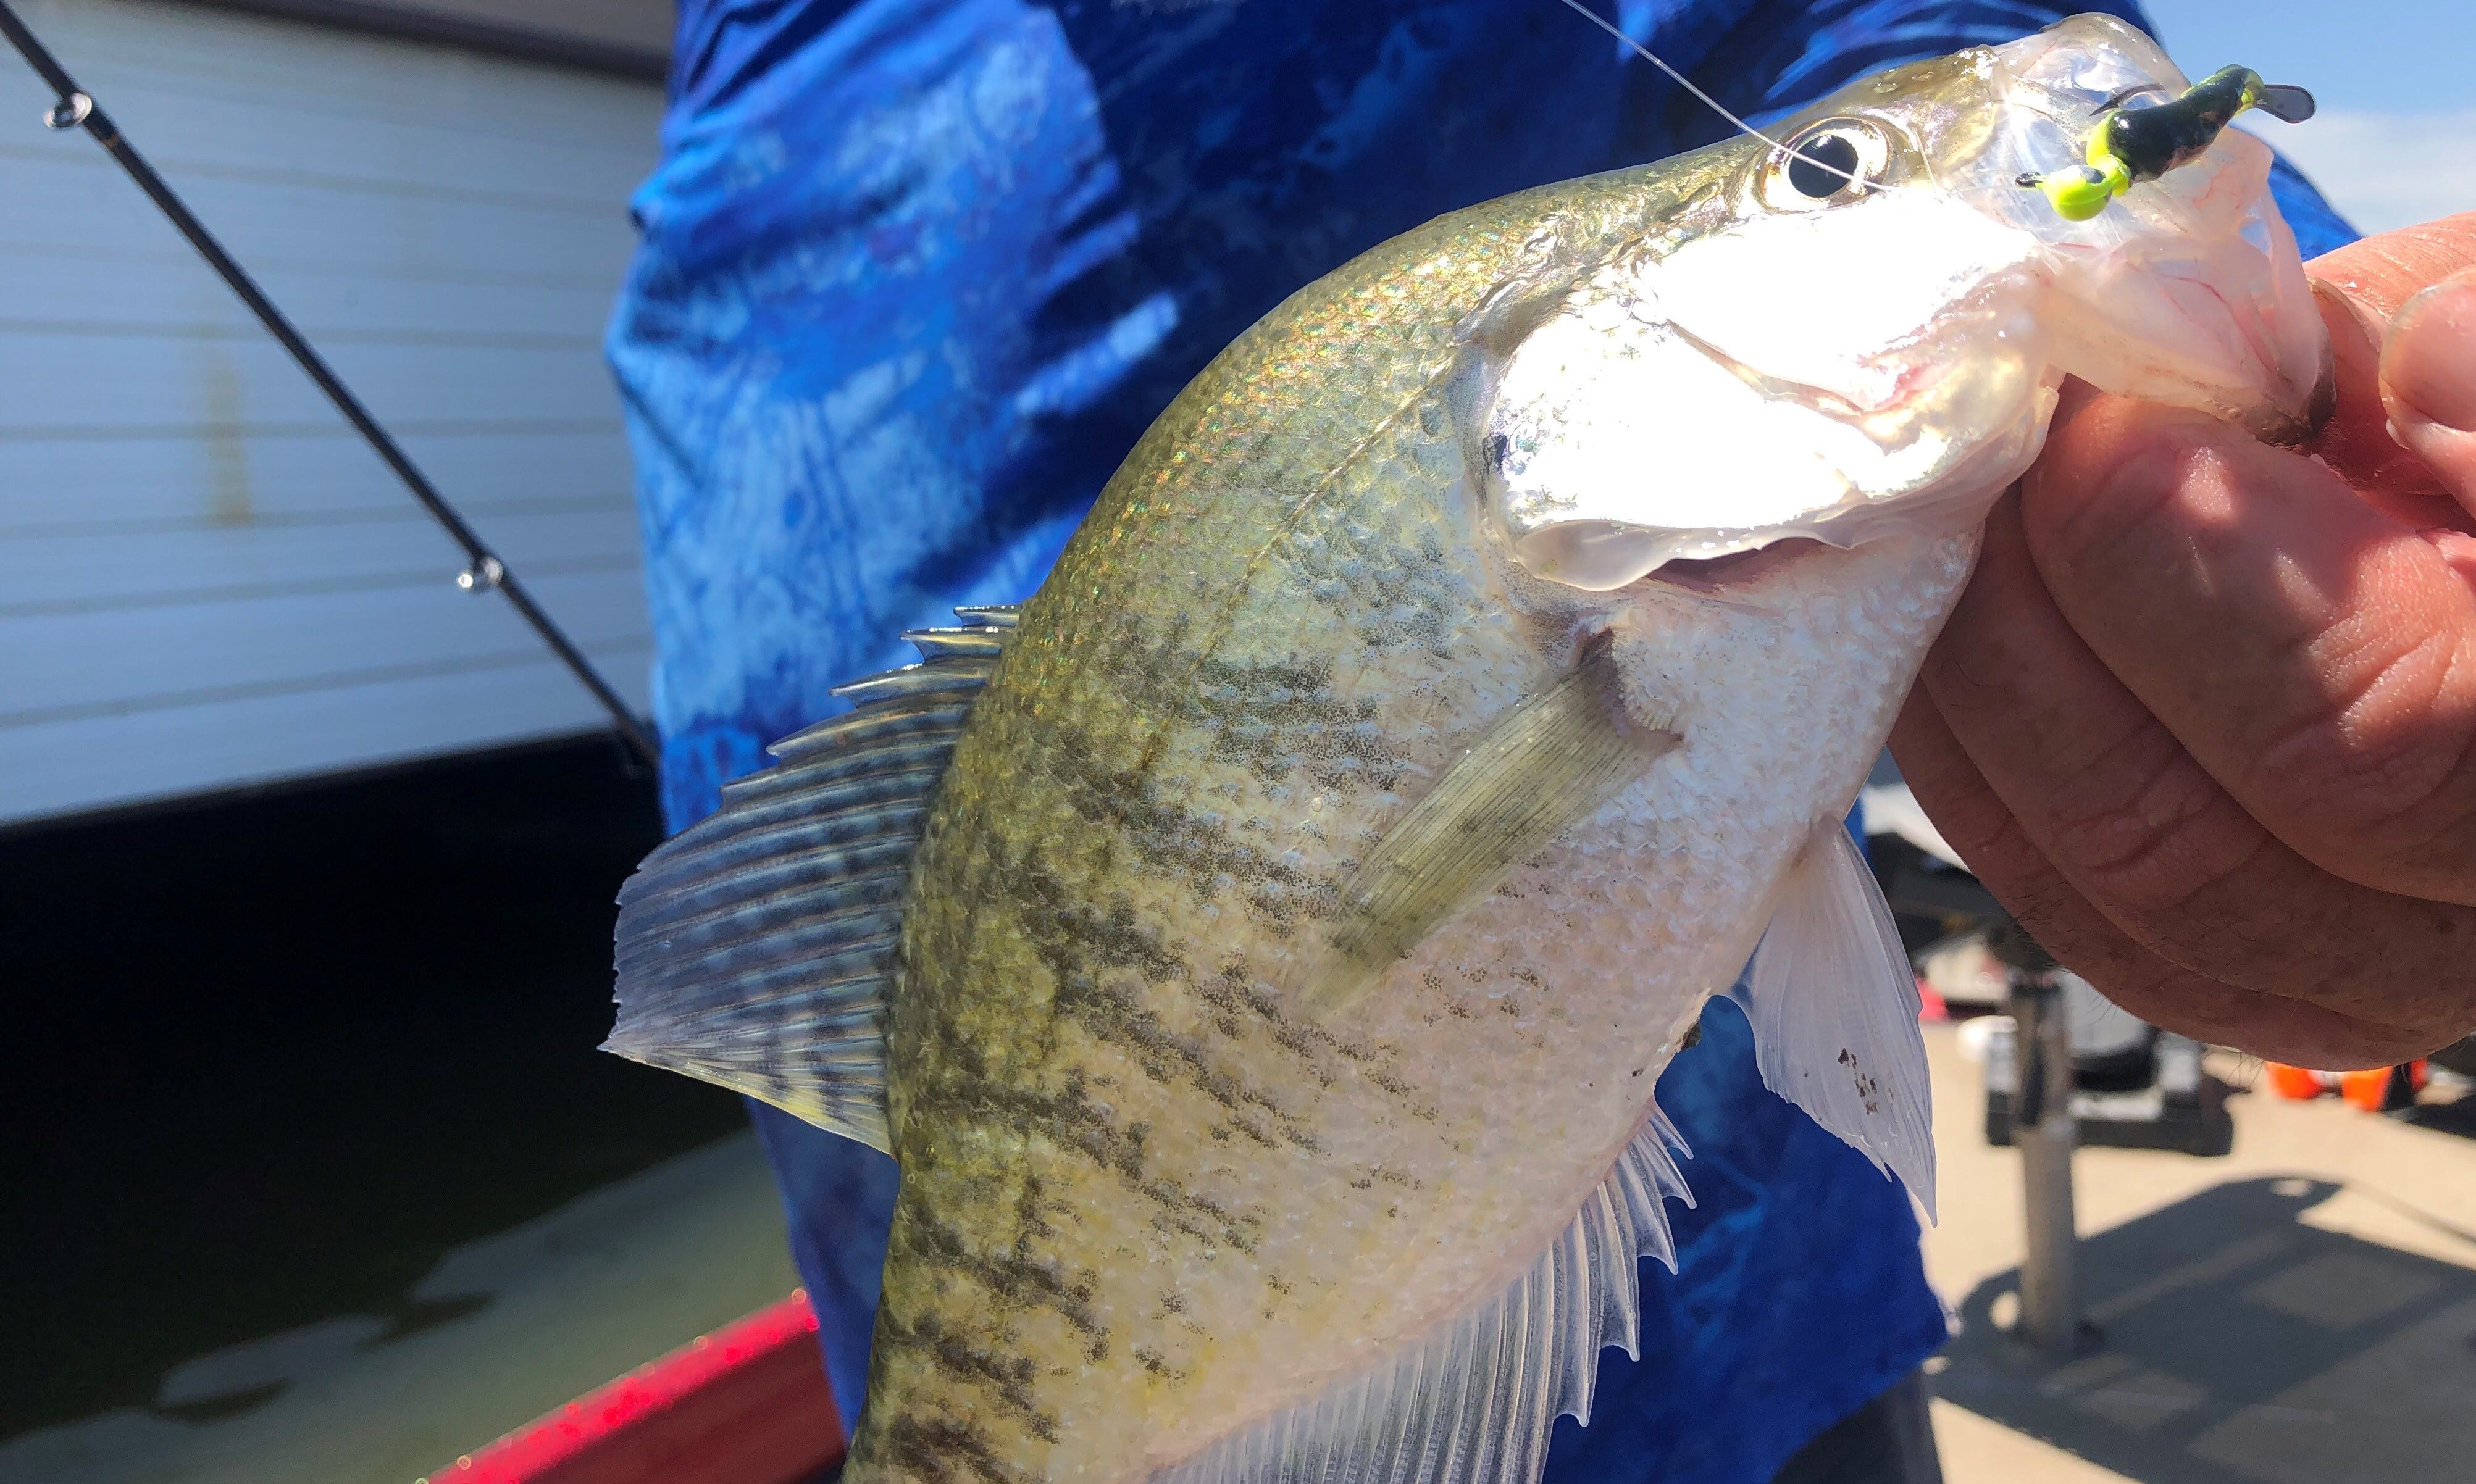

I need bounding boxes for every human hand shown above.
[1893,214,2476,1067]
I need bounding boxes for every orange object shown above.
[2266,1062,2328,1101]
[2269,1060,2427,1111]
[2339,1067,2390,1111]
[2339,1061,2428,1112]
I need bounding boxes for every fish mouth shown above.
[1487,283,2053,593]
[1636,537,1832,602]
[1667,312,1970,445]
[1478,168,2068,594]
[1590,254,2338,586]
[1972,18,2333,441]
[2035,216,2335,444]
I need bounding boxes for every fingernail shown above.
[2382,267,2476,433]
[2313,277,2384,383]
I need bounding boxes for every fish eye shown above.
[1758,119,1899,212]
[1787,133,1862,198]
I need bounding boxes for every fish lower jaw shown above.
[1508,383,2045,598]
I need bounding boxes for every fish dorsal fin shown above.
[1740,820,1937,1218]
[602,608,1021,1154]
[1160,1109,1695,1484]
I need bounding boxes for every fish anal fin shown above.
[1160,1110,1694,1484]
[1300,641,1678,1022]
[603,610,1020,1155]
[1741,820,1938,1219]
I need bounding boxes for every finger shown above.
[2382,265,2476,515]
[1919,491,2476,1032]
[2020,387,2476,905]
[2308,281,2453,507]
[2306,214,2476,502]
[2309,213,2476,321]
[1890,693,2431,1065]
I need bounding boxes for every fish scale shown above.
[859,151,1755,1477]
[608,19,2334,1482]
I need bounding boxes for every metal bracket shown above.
[455,556,506,594]
[41,89,85,129]
[2010,965,2101,1357]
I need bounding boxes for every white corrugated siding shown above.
[0,0,660,826]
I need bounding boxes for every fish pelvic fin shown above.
[603,607,1021,1154]
[1739,818,1938,1219]
[1158,1107,1695,1484]
[1299,638,1679,1022]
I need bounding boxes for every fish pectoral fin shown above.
[1739,818,1938,1219]
[1161,1106,1694,1484]
[603,607,1021,1155]
[1299,639,1679,1022]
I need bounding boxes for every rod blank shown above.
[0,1,660,767]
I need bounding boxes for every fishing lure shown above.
[1562,1,2317,225]
[2019,64,2317,220]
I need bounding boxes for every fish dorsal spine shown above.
[603,607,1021,1154]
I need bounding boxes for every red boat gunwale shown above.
[426,1290,847,1484]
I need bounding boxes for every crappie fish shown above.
[608,15,2328,1482]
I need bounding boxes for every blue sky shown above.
[2141,0,2476,114]
[2141,0,2476,231]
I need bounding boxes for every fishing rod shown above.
[0,1,661,767]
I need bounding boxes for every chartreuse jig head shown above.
[2019,64,2316,220]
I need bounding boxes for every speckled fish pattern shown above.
[852,144,1971,1482]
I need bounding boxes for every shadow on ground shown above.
[1940,1176,2476,1484]
[2396,1098,2476,1141]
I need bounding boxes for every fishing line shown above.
[1554,0,1915,194]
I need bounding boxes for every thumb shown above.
[2304,212,2476,499]
[2383,264,2476,515]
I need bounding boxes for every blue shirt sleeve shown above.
[2270,154,2360,258]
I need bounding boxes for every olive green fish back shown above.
[852,149,1751,1481]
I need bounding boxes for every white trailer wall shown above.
[0,0,659,826]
